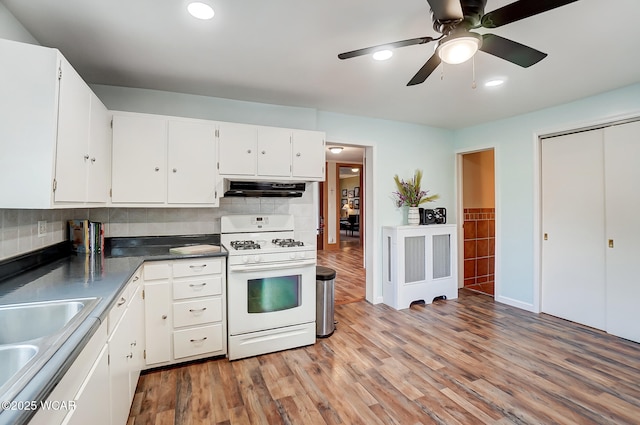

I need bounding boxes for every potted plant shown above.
[392,169,439,225]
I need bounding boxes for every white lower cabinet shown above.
[143,257,226,367]
[107,269,144,425]
[382,224,458,310]
[29,322,109,425]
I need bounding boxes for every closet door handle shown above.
[608,239,614,248]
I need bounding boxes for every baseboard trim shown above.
[495,295,537,313]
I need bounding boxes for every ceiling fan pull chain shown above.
[471,56,477,89]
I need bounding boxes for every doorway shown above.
[459,149,496,296]
[318,144,366,305]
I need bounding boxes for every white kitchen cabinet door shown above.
[167,120,217,204]
[291,130,325,180]
[112,114,167,203]
[128,284,145,396]
[541,130,606,330]
[604,121,640,343]
[64,345,110,425]
[144,282,172,365]
[257,126,291,177]
[85,93,111,203]
[109,306,133,425]
[217,122,257,176]
[53,57,92,203]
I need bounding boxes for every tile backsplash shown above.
[0,190,317,261]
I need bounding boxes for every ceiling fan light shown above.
[372,50,393,61]
[187,2,215,20]
[329,147,344,154]
[437,32,482,65]
[485,79,505,87]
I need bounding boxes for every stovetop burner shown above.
[272,238,305,248]
[230,240,261,250]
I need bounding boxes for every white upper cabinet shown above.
[112,114,168,204]
[217,122,258,176]
[291,129,325,179]
[0,39,111,208]
[257,126,292,177]
[111,112,220,206]
[168,120,218,204]
[218,122,325,181]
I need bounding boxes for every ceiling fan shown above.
[338,0,579,86]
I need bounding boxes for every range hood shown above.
[223,181,306,198]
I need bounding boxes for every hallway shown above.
[317,238,365,305]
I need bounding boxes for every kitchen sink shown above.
[0,345,38,390]
[0,297,100,403]
[0,299,96,344]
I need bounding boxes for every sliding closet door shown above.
[541,130,606,330]
[604,121,640,342]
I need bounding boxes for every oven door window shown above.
[247,274,301,313]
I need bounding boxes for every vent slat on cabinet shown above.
[433,234,451,279]
[404,236,425,283]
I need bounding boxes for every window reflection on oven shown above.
[247,275,301,313]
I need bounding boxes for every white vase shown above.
[407,206,420,225]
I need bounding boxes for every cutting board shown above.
[169,244,221,255]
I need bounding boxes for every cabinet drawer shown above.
[144,261,172,281]
[173,258,222,278]
[173,297,222,328]
[173,323,223,359]
[173,276,222,300]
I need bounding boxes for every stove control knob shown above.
[254,255,261,263]
[297,252,306,259]
[290,253,296,260]
[242,256,249,264]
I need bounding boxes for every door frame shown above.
[456,145,500,298]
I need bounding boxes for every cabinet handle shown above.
[247,149,252,154]
[296,152,301,157]
[173,168,177,173]
[117,297,126,307]
[162,314,167,320]
[131,341,137,347]
[189,307,207,313]
[91,157,96,163]
[190,337,207,343]
[155,167,160,171]
[83,154,89,160]
[189,264,207,270]
[262,150,266,155]
[189,282,207,288]
[126,353,133,359]
[133,276,139,282]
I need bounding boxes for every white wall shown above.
[453,82,640,309]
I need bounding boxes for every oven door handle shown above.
[230,259,316,272]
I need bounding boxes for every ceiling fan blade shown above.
[426,0,464,21]
[481,0,579,28]
[338,36,436,60]
[407,53,442,86]
[479,34,547,67]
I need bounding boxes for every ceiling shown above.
[4,0,640,129]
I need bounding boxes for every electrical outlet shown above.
[37,220,47,237]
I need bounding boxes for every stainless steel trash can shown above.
[316,266,336,338]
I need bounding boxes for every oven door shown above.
[227,259,316,335]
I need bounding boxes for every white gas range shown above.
[221,214,317,360]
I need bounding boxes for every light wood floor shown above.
[317,237,365,305]
[128,290,640,425]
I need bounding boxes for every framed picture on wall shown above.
[348,190,354,198]
[354,198,360,209]
[341,189,347,197]
[341,198,348,208]
[354,187,360,197]
[349,201,354,209]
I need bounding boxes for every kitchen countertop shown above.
[0,235,227,425]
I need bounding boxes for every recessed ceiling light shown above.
[485,79,505,87]
[351,168,359,172]
[329,147,344,154]
[188,2,215,20]
[372,50,393,61]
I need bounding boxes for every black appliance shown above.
[434,207,447,224]
[223,181,306,198]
